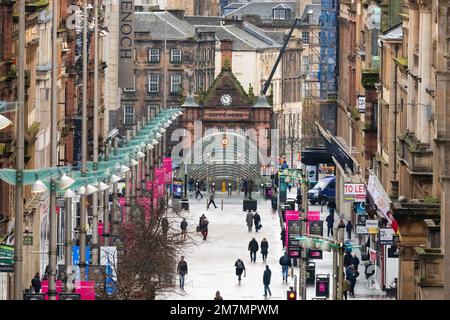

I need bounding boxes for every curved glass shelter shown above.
[180,132,265,183]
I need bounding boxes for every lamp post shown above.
[13,0,25,299]
[64,188,75,292]
[79,1,89,281]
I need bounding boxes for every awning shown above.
[316,122,358,174]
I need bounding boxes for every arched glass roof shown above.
[180,132,265,183]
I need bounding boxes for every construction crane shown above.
[261,17,300,95]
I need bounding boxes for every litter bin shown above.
[315,274,330,298]
[181,198,189,212]
[306,262,316,285]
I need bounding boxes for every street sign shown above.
[379,228,395,245]
[366,220,379,234]
[309,221,323,236]
[343,183,366,202]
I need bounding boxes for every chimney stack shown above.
[220,39,233,71]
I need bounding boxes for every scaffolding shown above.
[301,0,338,149]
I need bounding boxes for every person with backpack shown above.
[180,218,188,241]
[253,212,261,232]
[235,258,246,283]
[279,252,292,282]
[248,238,259,263]
[263,265,272,297]
[260,238,269,262]
[246,211,254,232]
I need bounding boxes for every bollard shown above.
[221,199,223,211]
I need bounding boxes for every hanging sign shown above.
[366,220,379,234]
[344,183,366,202]
[118,0,135,88]
[357,96,366,113]
[379,228,395,245]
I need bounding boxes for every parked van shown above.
[307,176,336,205]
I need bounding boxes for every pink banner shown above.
[155,168,165,185]
[163,158,172,184]
[285,210,299,248]
[41,280,95,300]
[98,223,104,246]
[119,197,126,224]
[307,211,320,233]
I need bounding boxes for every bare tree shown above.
[100,190,195,300]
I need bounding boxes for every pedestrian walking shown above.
[342,274,350,300]
[280,228,286,248]
[207,192,217,209]
[161,217,169,236]
[248,238,259,262]
[346,265,359,297]
[327,200,336,215]
[263,265,272,297]
[279,252,292,282]
[351,252,360,271]
[326,212,335,237]
[235,258,246,283]
[195,183,203,199]
[214,291,223,300]
[180,218,188,241]
[260,238,269,262]
[344,250,352,268]
[253,212,261,232]
[177,256,188,290]
[200,217,209,240]
[246,211,254,232]
[31,272,41,293]
[346,220,353,240]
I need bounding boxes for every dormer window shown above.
[272,5,290,20]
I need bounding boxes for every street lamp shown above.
[110,174,121,184]
[59,173,75,190]
[31,177,48,194]
[85,184,98,196]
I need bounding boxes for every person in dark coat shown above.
[246,211,254,232]
[327,200,336,214]
[235,258,246,283]
[263,265,272,297]
[351,252,360,271]
[326,212,335,237]
[180,218,188,241]
[200,218,209,240]
[199,214,206,229]
[31,272,41,293]
[214,291,223,300]
[346,265,358,297]
[280,228,286,248]
[248,238,259,262]
[260,238,269,262]
[346,220,353,240]
[344,251,352,268]
[177,256,188,290]
[195,182,203,199]
[279,252,292,282]
[253,212,261,232]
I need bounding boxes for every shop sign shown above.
[366,220,379,234]
[379,228,395,245]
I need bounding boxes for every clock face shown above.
[220,94,232,106]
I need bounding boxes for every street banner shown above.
[163,158,172,184]
[155,168,165,184]
[343,183,366,202]
[285,210,299,248]
[118,0,135,88]
[367,173,392,221]
[379,228,395,245]
[42,280,95,300]
[307,211,320,233]
[366,220,379,234]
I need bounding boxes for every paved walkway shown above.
[159,187,390,300]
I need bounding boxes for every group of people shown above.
[343,251,360,298]
[246,211,261,232]
[248,238,269,263]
